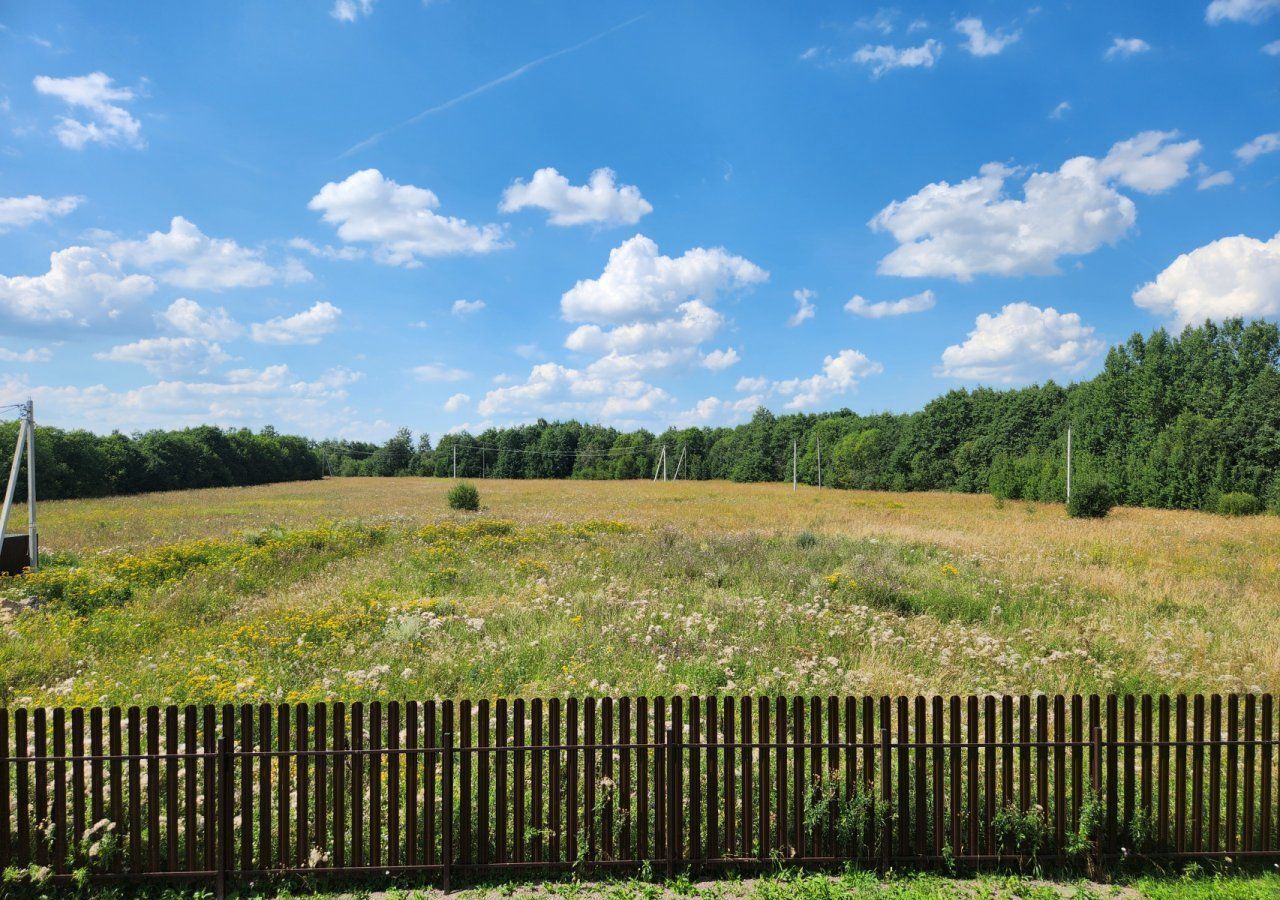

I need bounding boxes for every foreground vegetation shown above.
[1,478,1277,707]
[15,869,1280,898]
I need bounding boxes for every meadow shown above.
[2,477,1277,708]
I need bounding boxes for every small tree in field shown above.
[1216,492,1261,516]
[447,481,480,511]
[1067,480,1114,519]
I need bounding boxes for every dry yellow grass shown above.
[40,476,1280,607]
[6,477,1278,705]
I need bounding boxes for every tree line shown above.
[324,319,1280,512]
[4,424,319,501]
[14,319,1280,511]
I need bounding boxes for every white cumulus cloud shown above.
[452,299,486,316]
[845,289,936,318]
[477,360,670,423]
[787,288,816,327]
[4,365,361,434]
[1206,0,1280,24]
[331,0,374,22]
[250,301,342,345]
[161,299,243,340]
[500,167,652,227]
[870,131,1199,280]
[161,298,243,341]
[110,216,307,291]
[1097,131,1202,193]
[701,348,740,370]
[1198,169,1235,190]
[1235,132,1280,164]
[561,234,766,324]
[443,392,470,413]
[1133,232,1280,326]
[0,246,154,329]
[955,18,1020,56]
[287,237,365,261]
[309,169,507,266]
[1105,37,1151,59]
[32,72,144,149]
[565,300,724,355]
[938,302,1103,383]
[96,336,230,376]
[773,349,883,409]
[674,394,761,426]
[853,39,942,77]
[0,347,52,363]
[0,194,83,232]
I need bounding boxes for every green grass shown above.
[13,868,1278,899]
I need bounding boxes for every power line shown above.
[319,438,672,460]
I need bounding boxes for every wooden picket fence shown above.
[2,695,1279,894]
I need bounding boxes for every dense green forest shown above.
[324,319,1280,512]
[1,424,319,501]
[14,319,1280,511]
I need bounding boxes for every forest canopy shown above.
[12,319,1280,511]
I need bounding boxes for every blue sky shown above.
[1,0,1278,440]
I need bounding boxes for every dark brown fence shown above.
[2,695,1278,894]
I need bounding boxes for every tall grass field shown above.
[3,477,1276,709]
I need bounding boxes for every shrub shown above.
[1067,480,1113,519]
[795,530,818,549]
[1216,492,1261,517]
[447,481,480,512]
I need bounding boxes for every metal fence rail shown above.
[1,694,1277,896]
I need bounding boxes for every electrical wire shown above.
[318,437,672,460]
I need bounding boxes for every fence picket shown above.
[384,702,395,868]
[528,697,540,864]
[257,706,270,870]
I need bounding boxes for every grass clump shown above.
[447,481,480,511]
[795,530,818,549]
[1067,480,1114,519]
[1216,492,1261,517]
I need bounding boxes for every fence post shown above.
[1090,725,1103,869]
[216,736,232,900]
[880,728,891,869]
[665,726,678,878]
[442,728,454,892]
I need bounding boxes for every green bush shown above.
[1216,492,1261,516]
[795,530,818,549]
[447,481,480,511]
[1067,480,1114,519]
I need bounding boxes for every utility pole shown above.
[25,401,35,571]
[662,444,668,482]
[0,400,37,572]
[1065,425,1073,503]
[672,446,686,481]
[452,445,457,479]
[792,439,797,491]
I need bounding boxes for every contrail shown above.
[339,13,647,159]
